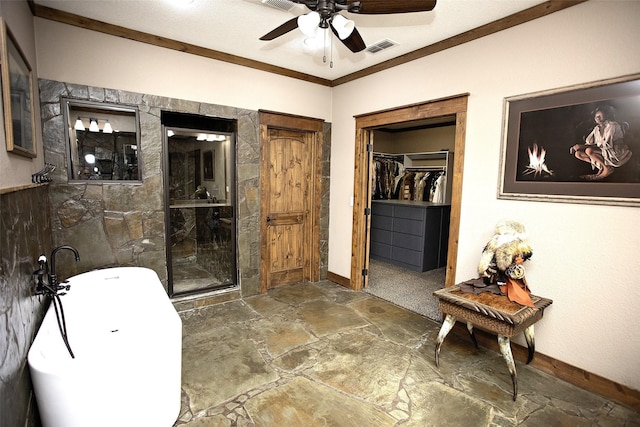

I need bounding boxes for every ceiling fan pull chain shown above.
[323,28,327,64]
[330,29,334,68]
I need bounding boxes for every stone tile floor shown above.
[174,281,640,426]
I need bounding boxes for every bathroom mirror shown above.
[63,98,141,181]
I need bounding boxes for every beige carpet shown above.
[365,258,445,321]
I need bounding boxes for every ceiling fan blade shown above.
[331,25,366,53]
[349,0,437,14]
[259,17,300,41]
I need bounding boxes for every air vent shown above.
[261,0,297,11]
[366,39,398,54]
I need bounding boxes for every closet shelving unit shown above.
[402,150,453,205]
[370,150,453,272]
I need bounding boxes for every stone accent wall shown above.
[39,79,330,297]
[0,184,51,427]
[320,122,332,279]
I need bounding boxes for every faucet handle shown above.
[34,254,48,281]
[38,255,48,270]
[33,258,48,295]
[60,279,71,291]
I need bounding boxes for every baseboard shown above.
[327,270,640,411]
[450,323,640,412]
[327,271,350,288]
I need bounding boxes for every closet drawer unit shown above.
[392,232,423,252]
[371,228,392,245]
[371,214,393,231]
[370,201,451,272]
[394,205,425,221]
[370,242,392,260]
[372,203,394,217]
[438,206,451,268]
[391,246,422,270]
[392,217,424,236]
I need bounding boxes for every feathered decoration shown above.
[477,220,534,307]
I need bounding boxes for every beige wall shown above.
[34,19,332,121]
[330,1,640,391]
[0,1,44,190]
[24,0,640,393]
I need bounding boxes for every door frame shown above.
[259,110,324,293]
[350,94,469,291]
[161,115,238,298]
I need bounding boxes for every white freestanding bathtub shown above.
[28,267,182,427]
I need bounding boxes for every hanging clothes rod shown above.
[373,152,404,161]
[405,167,445,172]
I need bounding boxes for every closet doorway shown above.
[350,95,469,304]
[367,124,454,318]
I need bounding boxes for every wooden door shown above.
[259,111,323,292]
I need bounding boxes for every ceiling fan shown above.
[259,0,437,53]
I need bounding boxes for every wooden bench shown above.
[433,284,553,400]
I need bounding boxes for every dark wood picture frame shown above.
[1,18,37,158]
[499,74,640,206]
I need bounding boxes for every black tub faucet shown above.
[49,245,80,291]
[34,247,79,359]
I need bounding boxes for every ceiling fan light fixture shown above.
[303,32,325,50]
[331,14,354,40]
[298,11,321,37]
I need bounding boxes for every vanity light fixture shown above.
[102,121,113,134]
[74,117,115,133]
[88,118,99,133]
[196,133,226,142]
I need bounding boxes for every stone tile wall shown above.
[0,184,51,427]
[39,79,330,297]
[0,81,330,425]
[320,122,332,279]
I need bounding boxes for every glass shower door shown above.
[165,126,236,297]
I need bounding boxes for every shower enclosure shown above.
[162,112,237,297]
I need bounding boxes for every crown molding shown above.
[29,1,586,88]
